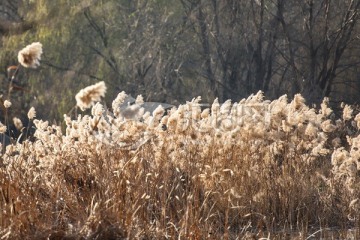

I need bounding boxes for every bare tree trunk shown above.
[319,0,360,97]
[197,3,218,98]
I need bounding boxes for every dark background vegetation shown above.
[0,0,360,122]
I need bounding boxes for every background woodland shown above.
[0,0,360,121]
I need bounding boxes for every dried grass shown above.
[0,90,359,239]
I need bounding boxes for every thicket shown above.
[0,43,359,239]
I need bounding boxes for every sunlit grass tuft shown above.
[0,43,359,239]
[0,88,359,239]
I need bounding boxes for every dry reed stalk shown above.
[0,90,359,239]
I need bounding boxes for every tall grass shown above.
[0,42,358,239]
[0,88,359,239]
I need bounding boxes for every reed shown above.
[0,43,359,239]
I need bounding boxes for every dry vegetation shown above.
[0,43,360,239]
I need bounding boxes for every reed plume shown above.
[75,81,107,110]
[17,42,43,68]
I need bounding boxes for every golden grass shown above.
[0,90,359,239]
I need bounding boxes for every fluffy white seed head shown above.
[18,42,43,68]
[28,107,36,120]
[0,122,6,134]
[75,81,107,111]
[3,100,11,108]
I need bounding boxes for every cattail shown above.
[18,42,43,68]
[75,81,107,111]
[28,107,36,120]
